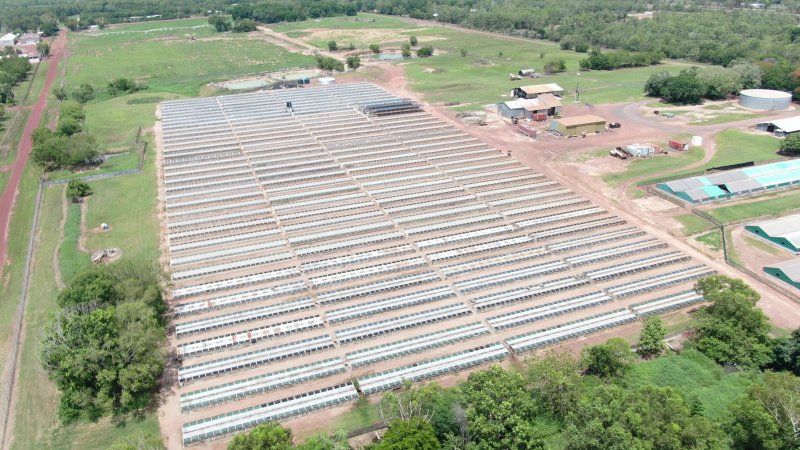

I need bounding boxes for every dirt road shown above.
[0,30,66,272]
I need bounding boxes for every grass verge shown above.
[707,192,800,223]
[58,201,90,283]
[674,214,716,236]
[696,230,722,252]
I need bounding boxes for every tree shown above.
[57,118,82,136]
[780,134,800,155]
[574,41,589,53]
[526,351,582,417]
[370,43,381,54]
[565,384,727,450]
[637,316,666,358]
[373,417,440,450]
[316,56,344,72]
[460,48,467,57]
[582,337,635,378]
[693,275,774,369]
[751,372,800,443]
[730,59,762,89]
[53,86,68,102]
[661,69,707,104]
[37,41,50,58]
[460,366,545,449]
[726,374,800,450]
[346,55,360,70]
[771,328,800,375]
[417,45,433,58]
[66,179,92,202]
[0,83,14,104]
[696,66,743,100]
[208,15,231,32]
[402,48,411,59]
[232,19,257,33]
[347,43,355,51]
[726,398,787,450]
[71,83,95,104]
[227,422,293,450]
[107,431,165,450]
[410,35,418,46]
[296,429,349,450]
[327,40,338,51]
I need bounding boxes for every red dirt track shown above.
[0,30,66,271]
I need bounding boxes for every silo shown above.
[738,89,792,110]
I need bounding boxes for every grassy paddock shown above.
[270,13,684,107]
[696,230,722,251]
[707,192,800,223]
[58,201,90,283]
[67,19,316,97]
[743,235,782,255]
[604,147,704,187]
[688,112,759,126]
[674,214,717,236]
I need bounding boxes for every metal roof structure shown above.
[658,159,800,203]
[763,259,800,289]
[554,115,606,127]
[501,97,560,111]
[520,83,564,95]
[745,213,800,253]
[757,116,800,134]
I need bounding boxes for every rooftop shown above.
[748,213,800,248]
[554,115,606,127]
[520,83,564,95]
[765,259,800,281]
[740,89,792,99]
[757,116,800,133]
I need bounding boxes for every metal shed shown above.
[745,213,800,253]
[764,259,800,290]
[550,115,606,137]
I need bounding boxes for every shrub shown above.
[369,43,381,54]
[66,179,92,202]
[417,45,433,57]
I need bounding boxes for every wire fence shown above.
[0,182,44,448]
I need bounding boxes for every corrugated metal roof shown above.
[766,259,800,281]
[520,83,564,95]
[537,93,562,108]
[757,116,800,133]
[554,115,605,127]
[749,214,800,249]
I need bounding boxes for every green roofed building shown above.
[745,214,800,253]
[764,259,800,290]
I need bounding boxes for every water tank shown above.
[318,77,336,85]
[738,89,792,110]
[691,136,703,147]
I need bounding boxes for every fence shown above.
[0,183,43,448]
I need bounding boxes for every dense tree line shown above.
[227,275,800,449]
[0,50,32,104]
[40,261,167,423]
[31,100,101,171]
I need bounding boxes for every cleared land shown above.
[270,13,685,107]
[66,19,316,97]
[157,83,713,446]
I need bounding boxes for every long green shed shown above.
[764,259,800,290]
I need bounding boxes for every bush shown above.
[780,134,800,155]
[228,423,292,450]
[543,58,566,74]
[346,55,360,70]
[582,337,635,378]
[417,45,433,57]
[327,40,338,51]
[369,43,381,54]
[402,48,411,59]
[637,316,666,358]
[232,19,256,33]
[71,83,95,104]
[410,35,418,46]
[574,41,589,53]
[316,56,344,72]
[208,15,231,32]
[56,118,82,136]
[66,179,92,202]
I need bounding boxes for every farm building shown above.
[657,159,800,203]
[513,83,564,99]
[739,89,792,110]
[550,115,606,136]
[763,259,800,290]
[625,143,659,157]
[0,33,15,48]
[17,33,39,46]
[497,94,562,119]
[745,214,800,253]
[756,116,800,137]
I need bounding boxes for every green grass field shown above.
[674,214,717,235]
[707,191,800,223]
[743,235,782,255]
[625,350,756,420]
[58,201,90,283]
[603,147,704,187]
[67,19,316,97]
[705,129,782,168]
[688,112,759,126]
[696,230,722,251]
[269,13,685,107]
[0,109,31,165]
[83,135,160,262]
[85,92,183,149]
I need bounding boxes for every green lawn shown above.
[625,350,757,420]
[696,230,722,251]
[58,201,90,283]
[85,92,183,150]
[0,109,31,165]
[83,134,160,262]
[45,413,162,450]
[688,112,759,126]
[707,191,800,223]
[10,185,65,450]
[603,147,704,187]
[674,213,717,235]
[0,167,39,391]
[67,19,316,97]
[271,14,416,32]
[706,129,781,167]
[12,61,49,106]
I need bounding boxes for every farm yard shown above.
[157,83,716,446]
[65,18,316,97]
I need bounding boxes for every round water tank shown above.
[738,89,792,110]
[318,77,336,85]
